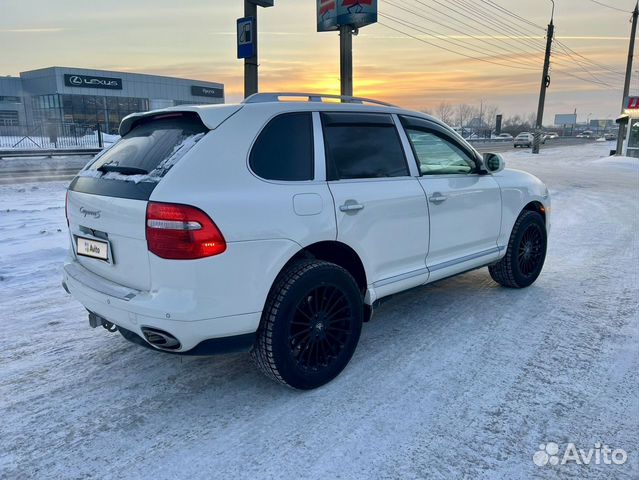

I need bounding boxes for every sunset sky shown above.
[2,0,638,122]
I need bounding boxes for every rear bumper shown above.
[117,325,256,355]
[63,260,261,353]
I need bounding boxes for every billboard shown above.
[554,114,577,126]
[317,0,377,32]
[589,119,614,129]
[626,96,639,109]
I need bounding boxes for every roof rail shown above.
[242,92,397,108]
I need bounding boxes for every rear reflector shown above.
[146,202,226,259]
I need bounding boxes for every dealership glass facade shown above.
[0,67,224,136]
[31,94,149,134]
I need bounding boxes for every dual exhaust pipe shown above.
[87,310,181,351]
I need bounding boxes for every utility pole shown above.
[340,25,354,97]
[533,1,555,154]
[244,1,258,98]
[616,2,639,155]
[317,1,377,99]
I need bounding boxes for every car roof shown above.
[120,93,449,135]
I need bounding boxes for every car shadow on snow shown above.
[79,266,541,405]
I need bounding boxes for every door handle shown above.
[429,193,448,204]
[339,202,365,212]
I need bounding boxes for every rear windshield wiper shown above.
[97,165,149,175]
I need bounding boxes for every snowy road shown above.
[1,143,637,479]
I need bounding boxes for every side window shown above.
[400,116,478,175]
[321,112,409,180]
[405,129,476,175]
[249,112,314,181]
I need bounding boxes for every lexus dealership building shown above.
[0,66,224,133]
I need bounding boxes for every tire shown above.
[489,210,547,288]
[251,259,363,389]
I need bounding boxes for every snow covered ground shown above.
[0,143,637,479]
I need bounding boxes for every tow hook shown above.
[88,311,117,332]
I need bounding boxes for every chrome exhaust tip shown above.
[141,327,181,350]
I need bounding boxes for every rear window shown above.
[82,112,207,182]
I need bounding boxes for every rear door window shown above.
[83,112,207,181]
[321,112,409,180]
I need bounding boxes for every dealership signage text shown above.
[64,74,123,90]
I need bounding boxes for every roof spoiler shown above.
[119,105,242,136]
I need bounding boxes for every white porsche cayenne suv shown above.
[63,93,550,389]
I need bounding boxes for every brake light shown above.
[146,202,226,259]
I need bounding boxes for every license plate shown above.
[76,236,109,261]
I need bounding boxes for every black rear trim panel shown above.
[68,176,156,200]
[118,325,256,356]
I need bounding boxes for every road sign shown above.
[237,17,256,59]
[317,0,377,32]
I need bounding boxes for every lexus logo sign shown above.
[64,74,123,90]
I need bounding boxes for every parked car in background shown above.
[604,133,617,141]
[544,132,559,140]
[496,133,513,140]
[62,92,550,389]
[577,130,595,139]
[514,132,534,148]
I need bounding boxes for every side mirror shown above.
[483,153,505,173]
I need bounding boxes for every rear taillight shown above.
[145,202,226,259]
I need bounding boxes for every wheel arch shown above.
[259,240,370,322]
[522,200,547,225]
[278,240,367,293]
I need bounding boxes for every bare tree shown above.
[435,101,454,125]
[483,105,500,133]
[457,103,475,135]
[502,112,537,135]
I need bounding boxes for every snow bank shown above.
[1,142,638,479]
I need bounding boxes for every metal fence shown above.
[0,122,102,150]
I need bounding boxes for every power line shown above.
[475,0,546,32]
[553,68,615,88]
[380,0,623,91]
[555,39,625,76]
[442,0,547,51]
[553,42,623,83]
[377,19,539,71]
[405,0,546,58]
[553,51,616,86]
[384,2,542,67]
[588,0,632,14]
